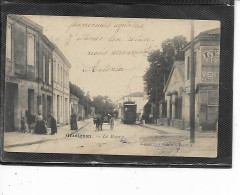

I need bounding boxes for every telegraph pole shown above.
[86,91,88,119]
[155,72,158,124]
[190,21,195,143]
[83,87,85,121]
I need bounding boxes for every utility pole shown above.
[83,87,85,121]
[155,72,158,124]
[190,21,195,143]
[86,92,88,119]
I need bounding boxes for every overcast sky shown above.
[24,15,220,101]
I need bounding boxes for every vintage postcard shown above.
[3,15,220,157]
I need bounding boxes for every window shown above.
[187,56,190,80]
[6,24,12,59]
[65,70,66,88]
[63,69,65,87]
[43,55,45,82]
[61,67,63,85]
[67,73,69,88]
[49,59,52,84]
[194,52,197,77]
[27,34,35,66]
[57,64,59,83]
[53,60,56,81]
[65,71,67,88]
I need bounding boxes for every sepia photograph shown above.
[3,15,220,157]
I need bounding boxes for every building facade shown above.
[70,94,79,116]
[39,35,55,125]
[5,15,71,131]
[160,28,220,131]
[161,61,185,129]
[5,15,44,131]
[52,45,71,125]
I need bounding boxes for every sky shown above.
[24,15,220,101]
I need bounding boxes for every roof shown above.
[70,94,79,101]
[163,60,184,93]
[41,35,55,50]
[8,15,43,33]
[198,28,220,37]
[53,43,72,68]
[183,28,220,51]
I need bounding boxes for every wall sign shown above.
[201,46,220,83]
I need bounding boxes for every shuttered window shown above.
[6,24,12,59]
[27,34,35,66]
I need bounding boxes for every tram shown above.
[122,101,137,124]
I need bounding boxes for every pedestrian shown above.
[49,114,57,135]
[35,111,48,134]
[21,114,26,133]
[95,112,103,131]
[70,112,78,130]
[25,110,36,133]
[142,114,145,125]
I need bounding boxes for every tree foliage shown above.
[69,82,116,116]
[92,95,116,115]
[69,82,93,115]
[143,35,188,112]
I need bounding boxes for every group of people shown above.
[21,110,57,135]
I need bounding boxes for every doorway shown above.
[65,98,68,124]
[57,95,60,123]
[28,89,34,114]
[5,83,18,131]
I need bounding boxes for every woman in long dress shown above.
[70,112,78,130]
[49,114,57,135]
[35,112,48,134]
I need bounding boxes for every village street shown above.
[4,119,217,157]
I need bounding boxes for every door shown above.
[5,83,18,131]
[47,96,51,116]
[47,96,52,126]
[28,89,34,114]
[57,95,60,123]
[65,98,68,124]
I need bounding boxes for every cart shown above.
[102,115,114,130]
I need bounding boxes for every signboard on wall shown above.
[201,46,220,83]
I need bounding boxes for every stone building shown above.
[160,28,220,131]
[78,104,85,120]
[52,44,71,125]
[5,15,71,131]
[70,94,79,116]
[39,35,55,124]
[161,61,185,129]
[5,15,50,131]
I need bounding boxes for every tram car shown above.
[122,101,137,124]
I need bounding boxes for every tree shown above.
[92,95,115,115]
[143,35,188,118]
[144,50,166,103]
[172,35,188,60]
[69,82,93,116]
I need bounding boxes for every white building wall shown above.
[53,50,70,125]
